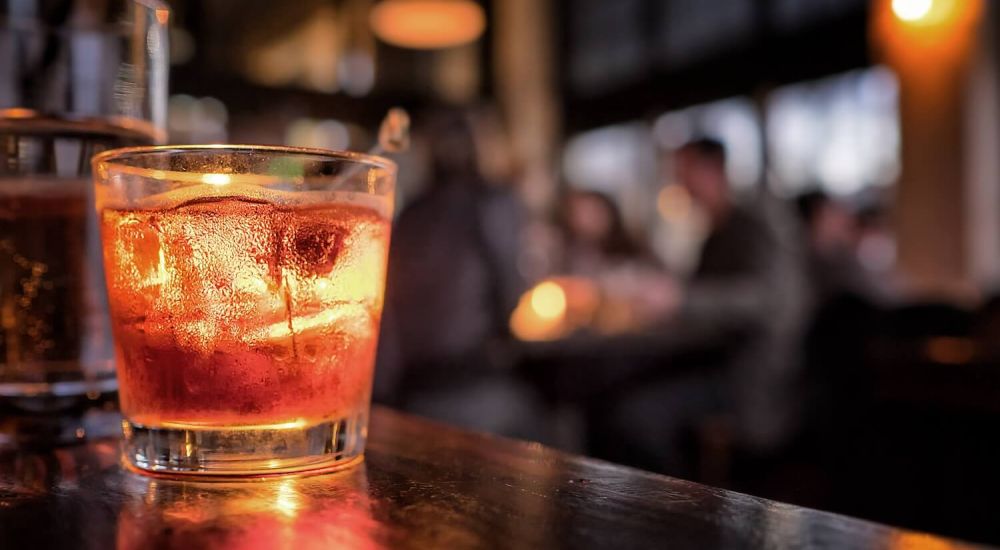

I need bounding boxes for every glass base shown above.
[121,411,368,478]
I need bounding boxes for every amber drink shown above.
[94,146,395,476]
[0,0,168,445]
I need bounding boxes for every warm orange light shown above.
[154,7,170,26]
[892,0,933,22]
[158,418,310,431]
[510,278,601,341]
[657,185,692,222]
[0,107,37,119]
[530,281,567,320]
[370,0,485,50]
[889,531,965,550]
[872,0,983,96]
[875,0,981,48]
[511,280,568,341]
[890,0,968,27]
[245,7,341,92]
[924,336,975,364]
[273,478,302,518]
[200,173,232,185]
[117,470,380,550]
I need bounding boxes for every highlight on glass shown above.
[93,145,395,476]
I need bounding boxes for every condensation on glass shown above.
[94,145,395,476]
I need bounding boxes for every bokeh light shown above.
[370,0,485,50]
[892,0,933,22]
[530,281,567,321]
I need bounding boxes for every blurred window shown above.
[563,122,653,194]
[766,66,900,196]
[562,122,658,234]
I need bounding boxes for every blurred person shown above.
[561,189,650,277]
[594,138,808,476]
[559,189,676,329]
[854,201,900,298]
[796,190,883,305]
[794,191,885,461]
[374,107,542,439]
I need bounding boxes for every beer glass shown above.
[0,0,168,443]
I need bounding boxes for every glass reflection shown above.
[116,465,383,550]
[0,440,118,496]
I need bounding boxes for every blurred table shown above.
[518,328,729,402]
[0,406,987,549]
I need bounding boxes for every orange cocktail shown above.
[94,146,395,476]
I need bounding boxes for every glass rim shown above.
[93,144,398,187]
[0,109,166,142]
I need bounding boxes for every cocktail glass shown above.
[93,145,395,476]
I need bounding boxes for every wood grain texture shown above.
[0,406,988,549]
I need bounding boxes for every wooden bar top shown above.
[0,406,987,549]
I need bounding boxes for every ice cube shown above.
[250,301,374,343]
[313,219,388,307]
[115,214,166,288]
[149,196,289,341]
[285,220,348,276]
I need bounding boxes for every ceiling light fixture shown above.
[370,0,485,50]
